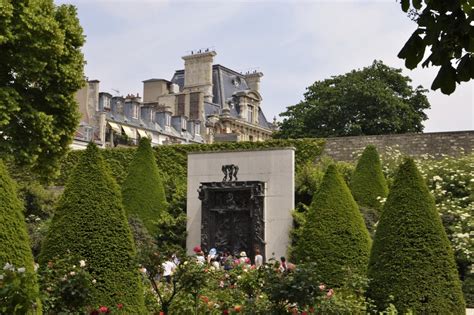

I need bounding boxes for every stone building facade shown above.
[73,50,274,148]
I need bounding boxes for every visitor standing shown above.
[279,256,287,272]
[162,255,176,284]
[254,248,263,268]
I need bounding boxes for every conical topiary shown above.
[367,158,465,313]
[0,160,41,313]
[122,137,167,236]
[350,145,388,233]
[350,145,388,210]
[39,143,146,313]
[292,164,371,287]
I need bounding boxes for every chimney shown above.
[182,50,216,102]
[244,71,263,92]
[142,79,171,102]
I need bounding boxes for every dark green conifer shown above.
[350,145,388,232]
[122,137,167,235]
[292,165,371,287]
[39,143,146,313]
[350,145,388,210]
[367,158,465,313]
[0,160,41,313]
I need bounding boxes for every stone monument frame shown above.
[187,148,294,260]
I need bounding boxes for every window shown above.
[181,118,187,131]
[165,114,171,126]
[132,104,139,119]
[177,94,185,116]
[247,105,254,123]
[195,123,201,135]
[190,92,200,120]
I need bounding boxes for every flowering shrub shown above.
[39,256,93,314]
[0,263,40,314]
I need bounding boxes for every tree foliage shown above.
[291,165,371,287]
[0,0,85,178]
[398,0,474,94]
[122,137,168,236]
[367,158,465,313]
[274,61,430,139]
[0,160,41,313]
[39,143,146,313]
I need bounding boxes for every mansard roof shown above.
[172,64,270,129]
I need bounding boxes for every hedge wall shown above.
[291,164,371,287]
[39,144,146,313]
[367,158,465,313]
[0,160,41,313]
[122,138,168,235]
[55,139,326,187]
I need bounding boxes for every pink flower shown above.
[319,284,326,291]
[117,303,123,310]
[98,306,109,313]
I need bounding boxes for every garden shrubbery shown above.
[291,165,371,287]
[2,138,472,312]
[350,145,388,233]
[122,137,168,235]
[39,143,146,313]
[0,160,41,314]
[367,158,465,313]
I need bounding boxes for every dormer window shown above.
[247,105,254,123]
[132,104,139,119]
[195,122,201,135]
[165,113,171,126]
[181,117,187,131]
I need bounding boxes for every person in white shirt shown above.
[254,248,263,268]
[162,256,176,284]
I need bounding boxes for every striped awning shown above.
[137,129,149,138]
[121,125,136,139]
[107,122,121,133]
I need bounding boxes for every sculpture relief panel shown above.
[198,165,265,262]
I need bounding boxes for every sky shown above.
[57,0,474,132]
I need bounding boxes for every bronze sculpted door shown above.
[198,167,265,262]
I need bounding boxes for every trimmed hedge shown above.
[367,158,465,314]
[0,160,41,312]
[54,139,326,186]
[39,143,146,313]
[291,164,371,287]
[122,138,168,235]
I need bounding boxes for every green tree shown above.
[274,61,430,139]
[0,160,41,314]
[292,165,371,287]
[39,143,146,313]
[367,158,465,313]
[350,145,388,233]
[0,0,85,178]
[122,137,168,236]
[398,0,474,94]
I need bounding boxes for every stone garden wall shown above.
[323,130,474,162]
